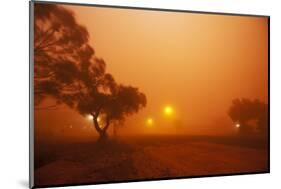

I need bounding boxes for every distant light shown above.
[87,115,101,123]
[235,123,240,128]
[147,118,154,126]
[87,114,93,120]
[164,106,174,116]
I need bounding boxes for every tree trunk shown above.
[98,130,108,141]
[93,117,102,133]
[93,116,111,142]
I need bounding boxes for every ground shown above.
[34,135,268,187]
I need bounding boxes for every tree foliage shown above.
[34,3,93,105]
[34,4,147,139]
[228,98,268,135]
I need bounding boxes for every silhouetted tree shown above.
[228,98,268,136]
[34,4,147,140]
[34,4,94,106]
[74,69,147,140]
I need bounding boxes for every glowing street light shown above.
[87,114,93,120]
[87,114,101,123]
[164,106,174,116]
[235,123,240,128]
[146,118,154,127]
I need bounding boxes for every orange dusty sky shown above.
[35,4,268,139]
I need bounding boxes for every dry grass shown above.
[34,135,268,186]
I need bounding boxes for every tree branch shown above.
[93,116,102,133]
[35,27,56,51]
[102,116,111,133]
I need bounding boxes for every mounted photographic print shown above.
[30,1,269,188]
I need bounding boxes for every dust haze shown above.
[33,3,268,187]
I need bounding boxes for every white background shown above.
[0,0,279,188]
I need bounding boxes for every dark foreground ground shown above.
[34,135,268,187]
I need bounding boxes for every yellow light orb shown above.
[164,106,174,116]
[87,114,93,120]
[147,118,154,127]
[235,123,240,128]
